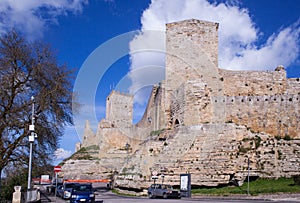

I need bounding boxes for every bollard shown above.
[12,186,22,203]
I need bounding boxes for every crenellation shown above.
[223,94,299,137]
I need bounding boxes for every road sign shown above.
[54,165,61,173]
[152,170,157,176]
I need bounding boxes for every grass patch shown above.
[150,129,165,136]
[112,189,140,197]
[192,178,300,196]
[85,145,100,150]
[60,146,100,165]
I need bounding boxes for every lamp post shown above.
[161,174,165,185]
[27,96,36,193]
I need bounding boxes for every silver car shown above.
[148,184,181,199]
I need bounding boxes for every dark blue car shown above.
[70,183,95,203]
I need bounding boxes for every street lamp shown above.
[161,174,165,185]
[27,96,36,195]
[125,143,130,164]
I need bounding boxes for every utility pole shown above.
[27,96,36,200]
[247,157,250,196]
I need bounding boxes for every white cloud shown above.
[0,0,88,39]
[225,22,300,70]
[54,148,73,160]
[128,0,300,103]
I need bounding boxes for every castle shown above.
[62,19,300,190]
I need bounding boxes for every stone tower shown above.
[106,90,134,128]
[165,19,219,91]
[164,19,225,127]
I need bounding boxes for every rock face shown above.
[62,19,300,190]
[115,124,300,188]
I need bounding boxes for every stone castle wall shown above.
[287,78,300,94]
[223,94,300,138]
[169,78,300,138]
[219,68,287,96]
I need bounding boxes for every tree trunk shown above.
[0,168,2,197]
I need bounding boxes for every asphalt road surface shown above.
[40,186,300,203]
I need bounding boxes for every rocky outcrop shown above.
[114,123,300,189]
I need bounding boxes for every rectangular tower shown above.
[164,19,224,126]
[106,90,134,128]
[166,19,219,91]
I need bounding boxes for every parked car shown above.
[57,182,79,199]
[147,184,181,199]
[56,185,64,197]
[70,183,95,203]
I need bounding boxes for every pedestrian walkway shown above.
[40,191,62,202]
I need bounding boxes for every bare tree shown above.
[0,31,74,184]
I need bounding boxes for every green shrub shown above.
[254,136,261,149]
[192,178,300,195]
[150,129,165,136]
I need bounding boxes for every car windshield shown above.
[73,184,92,192]
[161,185,172,189]
[65,183,77,189]
[166,185,173,189]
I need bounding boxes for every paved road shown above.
[40,187,300,203]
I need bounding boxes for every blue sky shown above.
[0,0,299,163]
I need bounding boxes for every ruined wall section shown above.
[223,94,300,138]
[135,85,162,129]
[171,79,212,126]
[106,90,133,128]
[130,82,167,140]
[219,68,287,96]
[82,120,97,147]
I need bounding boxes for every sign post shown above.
[54,166,61,199]
[54,166,62,173]
[180,173,191,198]
[247,157,250,196]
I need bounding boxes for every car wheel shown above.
[163,193,168,199]
[149,193,154,199]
